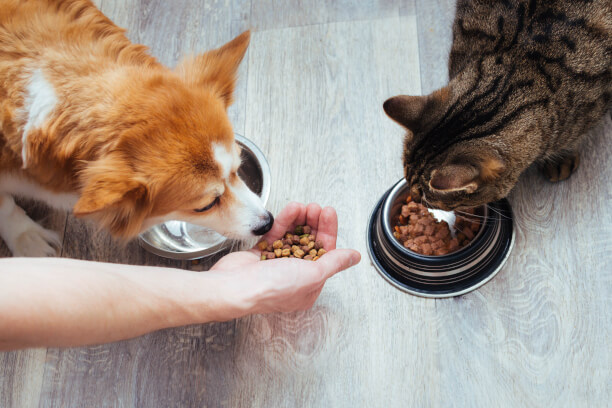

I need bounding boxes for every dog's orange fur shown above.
[0,0,251,238]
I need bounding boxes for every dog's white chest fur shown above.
[21,69,58,167]
[0,174,78,211]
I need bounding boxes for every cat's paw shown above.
[10,224,61,257]
[540,152,580,183]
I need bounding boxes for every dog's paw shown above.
[540,151,580,183]
[11,225,61,257]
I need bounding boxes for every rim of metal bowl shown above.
[381,178,487,259]
[367,206,515,298]
[138,134,271,260]
[367,180,515,298]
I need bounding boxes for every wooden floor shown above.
[1,0,611,406]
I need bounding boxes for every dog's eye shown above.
[194,196,220,213]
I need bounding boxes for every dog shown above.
[0,0,273,256]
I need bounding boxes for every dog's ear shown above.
[175,31,250,107]
[73,177,146,216]
[74,161,151,238]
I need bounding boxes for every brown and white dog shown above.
[0,0,273,256]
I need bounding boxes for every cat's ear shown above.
[429,157,505,194]
[383,87,449,131]
[175,31,250,107]
[429,164,480,193]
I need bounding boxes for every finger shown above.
[314,206,338,250]
[212,251,260,269]
[300,286,324,311]
[315,248,361,281]
[305,202,322,232]
[258,202,305,244]
[310,284,324,302]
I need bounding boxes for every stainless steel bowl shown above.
[138,134,271,260]
[367,178,515,298]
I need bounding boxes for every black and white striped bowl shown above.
[366,178,515,298]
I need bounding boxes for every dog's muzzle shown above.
[252,211,274,236]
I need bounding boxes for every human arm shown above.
[0,202,360,350]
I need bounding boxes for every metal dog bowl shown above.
[138,134,271,260]
[367,178,514,298]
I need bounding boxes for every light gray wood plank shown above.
[0,349,46,408]
[432,112,612,407]
[414,0,456,94]
[237,15,426,408]
[13,2,251,407]
[413,2,612,405]
[2,1,611,407]
[399,0,417,16]
[38,322,241,408]
[96,0,235,66]
[249,0,402,31]
[95,0,249,134]
[229,0,252,135]
[0,2,246,407]
[0,201,66,408]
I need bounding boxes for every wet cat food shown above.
[258,225,327,261]
[392,195,480,256]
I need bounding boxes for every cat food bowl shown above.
[138,134,271,260]
[366,178,514,298]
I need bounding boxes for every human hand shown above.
[208,202,361,318]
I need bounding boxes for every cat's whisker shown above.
[453,211,496,227]
[453,210,488,220]
[484,204,513,220]
[455,206,507,226]
[421,196,433,209]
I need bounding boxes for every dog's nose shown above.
[252,211,274,236]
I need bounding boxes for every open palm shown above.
[209,202,360,315]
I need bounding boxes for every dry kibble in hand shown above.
[257,225,328,261]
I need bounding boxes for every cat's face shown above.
[384,90,518,210]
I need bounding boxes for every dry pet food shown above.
[392,195,481,256]
[257,225,327,261]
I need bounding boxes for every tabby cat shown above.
[384,0,611,210]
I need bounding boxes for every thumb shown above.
[316,249,361,280]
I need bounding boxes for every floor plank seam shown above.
[249,12,411,33]
[59,211,69,258]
